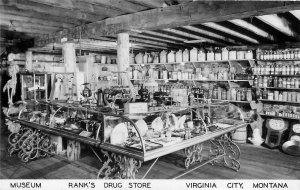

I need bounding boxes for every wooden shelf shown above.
[257,59,300,62]
[254,87,300,90]
[197,98,251,104]
[258,99,300,104]
[129,59,255,66]
[130,79,251,82]
[260,114,300,120]
[254,74,300,77]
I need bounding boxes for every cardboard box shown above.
[124,102,148,114]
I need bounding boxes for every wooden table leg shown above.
[67,140,81,161]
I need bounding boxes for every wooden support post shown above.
[63,42,76,73]
[50,135,65,155]
[67,140,81,161]
[117,33,129,86]
[25,51,33,72]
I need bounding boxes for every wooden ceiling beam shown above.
[162,28,227,46]
[0,13,74,29]
[0,5,84,25]
[35,1,300,47]
[180,25,241,45]
[0,0,106,22]
[141,30,190,42]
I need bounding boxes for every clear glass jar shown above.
[246,88,252,101]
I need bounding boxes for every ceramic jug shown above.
[143,52,148,63]
[198,48,206,61]
[167,50,175,63]
[246,50,253,59]
[221,48,229,60]
[207,49,214,61]
[176,50,183,63]
[183,49,189,62]
[147,52,154,63]
[237,50,245,60]
[106,56,111,64]
[229,50,237,60]
[129,53,135,64]
[152,52,159,63]
[135,52,143,64]
[101,55,107,64]
[160,50,167,63]
[190,47,198,62]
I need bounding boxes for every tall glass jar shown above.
[236,90,241,101]
[231,88,237,101]
[278,77,283,88]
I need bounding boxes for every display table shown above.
[5,100,248,179]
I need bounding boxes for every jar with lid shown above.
[268,91,274,100]
[264,51,268,60]
[256,49,261,60]
[258,76,263,87]
[282,77,287,88]
[275,63,279,75]
[273,77,278,88]
[278,64,282,75]
[278,77,283,88]
[271,64,275,75]
[283,91,288,101]
[278,50,283,59]
[286,65,291,75]
[274,90,279,100]
[240,88,246,101]
[262,89,268,99]
[263,76,268,87]
[218,87,222,100]
[291,77,295,88]
[295,78,299,88]
[292,92,297,102]
[215,48,222,61]
[268,76,273,87]
[287,78,291,88]
[287,92,292,102]
[266,64,271,74]
[295,65,299,75]
[297,93,300,102]
[254,77,258,87]
[279,92,283,101]
[231,88,237,101]
[282,65,286,75]
[223,69,228,80]
[221,89,227,100]
[213,88,218,99]
[227,89,231,100]
[287,50,292,59]
[290,64,295,75]
[236,90,241,101]
[274,51,279,59]
[246,88,252,101]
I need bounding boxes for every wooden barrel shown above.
[232,126,247,144]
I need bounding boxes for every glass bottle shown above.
[278,64,282,75]
[258,76,263,87]
[282,77,287,88]
[271,63,275,75]
[213,88,218,99]
[227,89,231,100]
[282,65,286,75]
[268,76,273,87]
[291,77,295,88]
[221,89,227,100]
[273,77,278,88]
[231,88,237,101]
[254,77,258,87]
[295,78,299,88]
[263,76,268,87]
[279,92,283,101]
[291,64,295,75]
[236,90,241,101]
[278,77,283,88]
[295,65,299,75]
[246,88,252,101]
[240,88,246,101]
[286,64,290,75]
[287,77,291,88]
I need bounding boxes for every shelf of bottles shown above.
[256,48,300,61]
[261,101,300,120]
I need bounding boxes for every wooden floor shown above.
[0,132,299,179]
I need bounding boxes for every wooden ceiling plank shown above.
[35,1,300,47]
[163,28,227,46]
[0,13,74,29]
[124,0,164,8]
[181,25,241,45]
[77,0,148,13]
[0,0,106,22]
[256,14,295,37]
[229,19,274,41]
[0,6,84,25]
[141,30,189,42]
[202,22,259,44]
